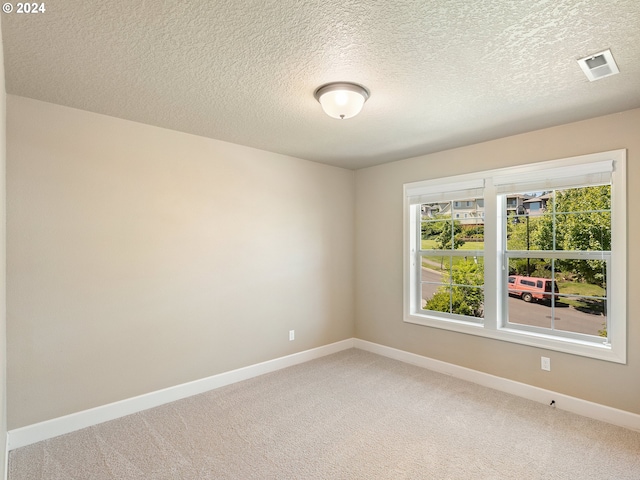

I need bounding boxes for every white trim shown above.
[403,315,620,363]
[406,178,485,205]
[7,339,354,450]
[493,159,612,193]
[353,339,640,433]
[406,178,484,197]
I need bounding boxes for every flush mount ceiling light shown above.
[314,82,370,119]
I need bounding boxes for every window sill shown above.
[404,313,624,364]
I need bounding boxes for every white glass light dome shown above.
[314,82,370,120]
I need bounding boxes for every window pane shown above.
[421,200,484,252]
[506,213,546,251]
[553,296,607,337]
[507,257,552,279]
[421,256,484,320]
[555,259,607,294]
[555,211,610,252]
[507,257,607,338]
[421,202,448,219]
[421,201,450,250]
[453,286,484,317]
[554,264,607,337]
[505,186,611,253]
[423,285,452,313]
[421,262,445,309]
[507,294,552,329]
[455,219,484,251]
[556,185,610,212]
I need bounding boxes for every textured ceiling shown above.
[3,1,640,169]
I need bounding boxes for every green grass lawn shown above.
[421,239,484,250]
[557,281,605,297]
[421,240,484,271]
[556,280,606,314]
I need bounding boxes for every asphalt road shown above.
[420,267,605,336]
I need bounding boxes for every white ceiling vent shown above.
[577,49,620,81]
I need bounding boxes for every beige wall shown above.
[6,93,640,434]
[0,19,7,479]
[355,108,640,415]
[6,96,355,429]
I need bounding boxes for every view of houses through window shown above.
[420,198,484,320]
[420,186,610,339]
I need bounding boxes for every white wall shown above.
[6,96,355,429]
[355,108,640,415]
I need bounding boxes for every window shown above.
[506,184,611,342]
[404,150,626,363]
[418,197,484,322]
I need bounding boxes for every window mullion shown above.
[419,250,483,257]
[505,250,611,259]
[413,205,421,314]
[483,179,498,330]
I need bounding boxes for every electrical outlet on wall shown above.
[541,356,551,371]
[289,330,295,341]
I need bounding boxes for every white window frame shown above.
[403,150,626,363]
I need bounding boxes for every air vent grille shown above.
[577,49,620,82]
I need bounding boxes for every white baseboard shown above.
[354,339,640,433]
[7,339,355,451]
[8,337,639,452]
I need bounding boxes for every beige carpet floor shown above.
[9,349,640,479]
